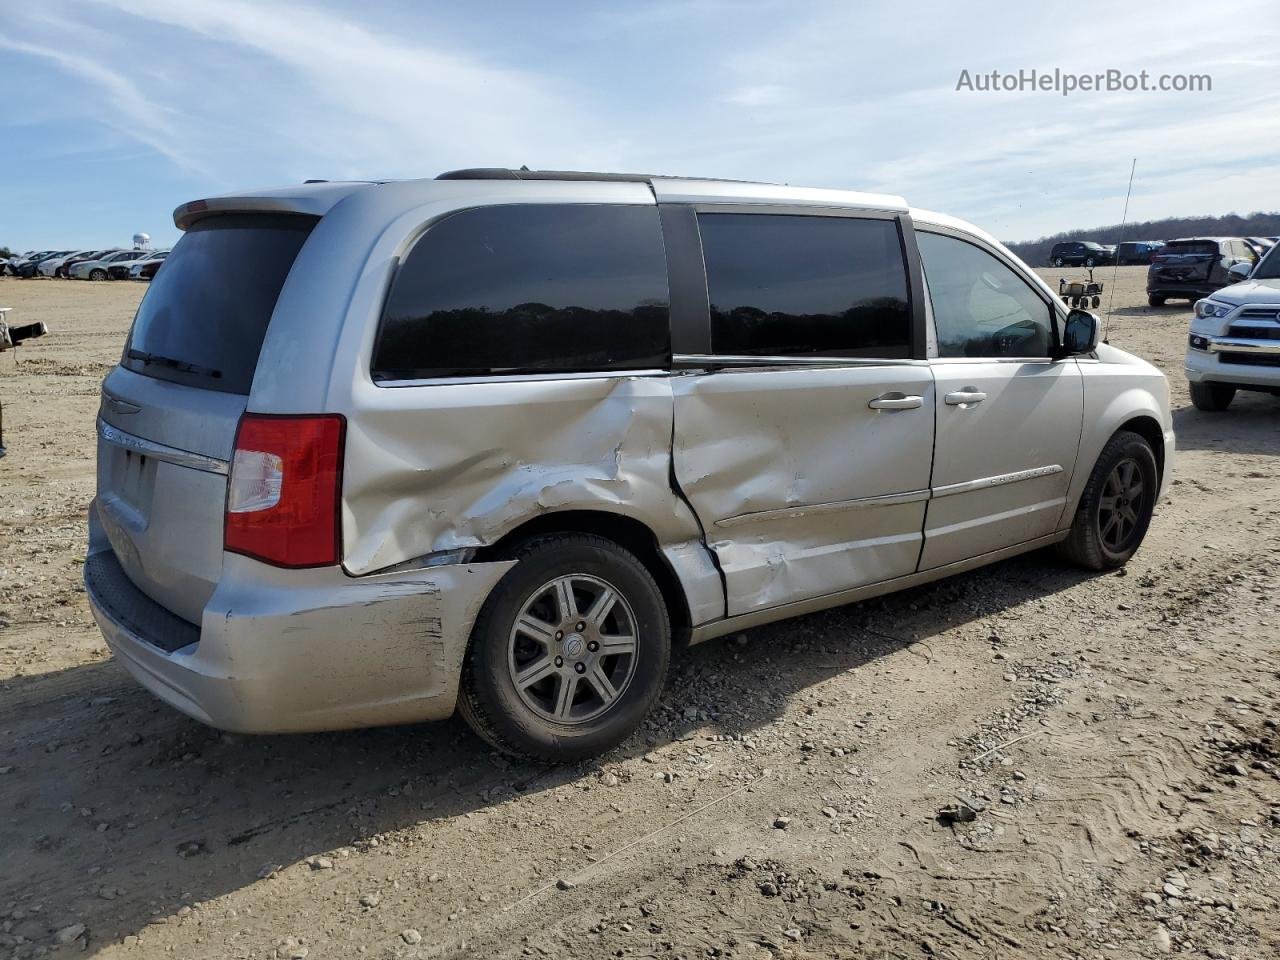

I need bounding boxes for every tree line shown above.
[1005,211,1280,266]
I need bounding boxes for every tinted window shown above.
[918,232,1053,358]
[1164,241,1217,256]
[123,213,317,394]
[698,213,910,358]
[374,205,669,380]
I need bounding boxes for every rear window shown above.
[1163,241,1218,256]
[697,213,911,358]
[123,214,317,394]
[373,204,670,380]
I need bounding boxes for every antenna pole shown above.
[1102,158,1137,342]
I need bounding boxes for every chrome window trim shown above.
[673,354,928,370]
[97,419,229,476]
[373,368,672,388]
[928,356,1059,365]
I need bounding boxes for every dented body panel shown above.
[671,363,936,616]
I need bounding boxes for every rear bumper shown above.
[1148,283,1217,299]
[85,503,514,733]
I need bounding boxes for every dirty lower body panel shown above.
[85,503,514,733]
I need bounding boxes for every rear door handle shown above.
[944,390,987,406]
[868,393,924,411]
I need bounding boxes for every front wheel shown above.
[1189,381,1235,411]
[1085,257,1097,267]
[1053,257,1065,267]
[1057,430,1158,571]
[89,268,107,281]
[458,533,671,762]
[1147,294,1165,307]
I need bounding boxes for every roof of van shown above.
[173,169,908,229]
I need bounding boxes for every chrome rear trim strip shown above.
[715,488,931,528]
[97,419,229,476]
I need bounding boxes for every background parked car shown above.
[13,251,70,278]
[107,250,162,280]
[70,249,149,280]
[38,250,92,277]
[1147,237,1258,305]
[56,249,118,278]
[1116,241,1165,265]
[1243,237,1275,259]
[128,251,169,279]
[1049,241,1115,267]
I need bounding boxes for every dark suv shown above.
[1049,241,1114,267]
[1147,238,1258,306]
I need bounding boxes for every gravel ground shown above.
[0,267,1277,960]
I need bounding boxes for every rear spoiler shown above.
[173,197,326,231]
[173,182,374,230]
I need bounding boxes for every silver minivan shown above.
[86,169,1174,760]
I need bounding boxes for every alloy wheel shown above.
[1098,457,1146,552]
[507,574,638,724]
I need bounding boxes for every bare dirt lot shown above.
[1,267,1278,960]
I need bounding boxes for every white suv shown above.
[1186,245,1280,410]
[86,169,1174,761]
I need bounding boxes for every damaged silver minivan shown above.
[86,169,1174,760]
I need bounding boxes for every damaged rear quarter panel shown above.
[340,374,707,579]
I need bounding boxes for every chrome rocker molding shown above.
[97,419,230,476]
[714,465,1062,528]
[689,531,1068,644]
[931,464,1064,498]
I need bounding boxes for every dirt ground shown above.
[1,267,1277,960]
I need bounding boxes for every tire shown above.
[1057,430,1158,571]
[1189,381,1235,411]
[1053,258,1065,267]
[457,533,671,762]
[1085,257,1096,268]
[89,268,107,281]
[1147,294,1165,307]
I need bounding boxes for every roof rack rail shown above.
[436,167,657,183]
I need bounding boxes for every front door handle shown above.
[944,390,987,406]
[868,393,924,411]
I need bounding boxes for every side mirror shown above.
[1060,309,1099,356]
[1228,261,1253,282]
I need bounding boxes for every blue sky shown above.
[3,0,1278,251]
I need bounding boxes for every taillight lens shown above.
[224,414,345,568]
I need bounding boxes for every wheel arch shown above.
[1115,414,1166,485]
[473,509,709,643]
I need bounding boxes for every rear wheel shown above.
[458,533,671,762]
[1189,381,1235,411]
[1057,430,1158,571]
[1053,257,1065,267]
[1147,294,1165,307]
[89,268,107,281]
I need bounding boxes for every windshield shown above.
[1253,246,1280,280]
[123,213,317,394]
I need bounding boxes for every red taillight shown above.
[224,414,345,568]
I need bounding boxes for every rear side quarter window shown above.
[696,213,911,359]
[373,204,671,381]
